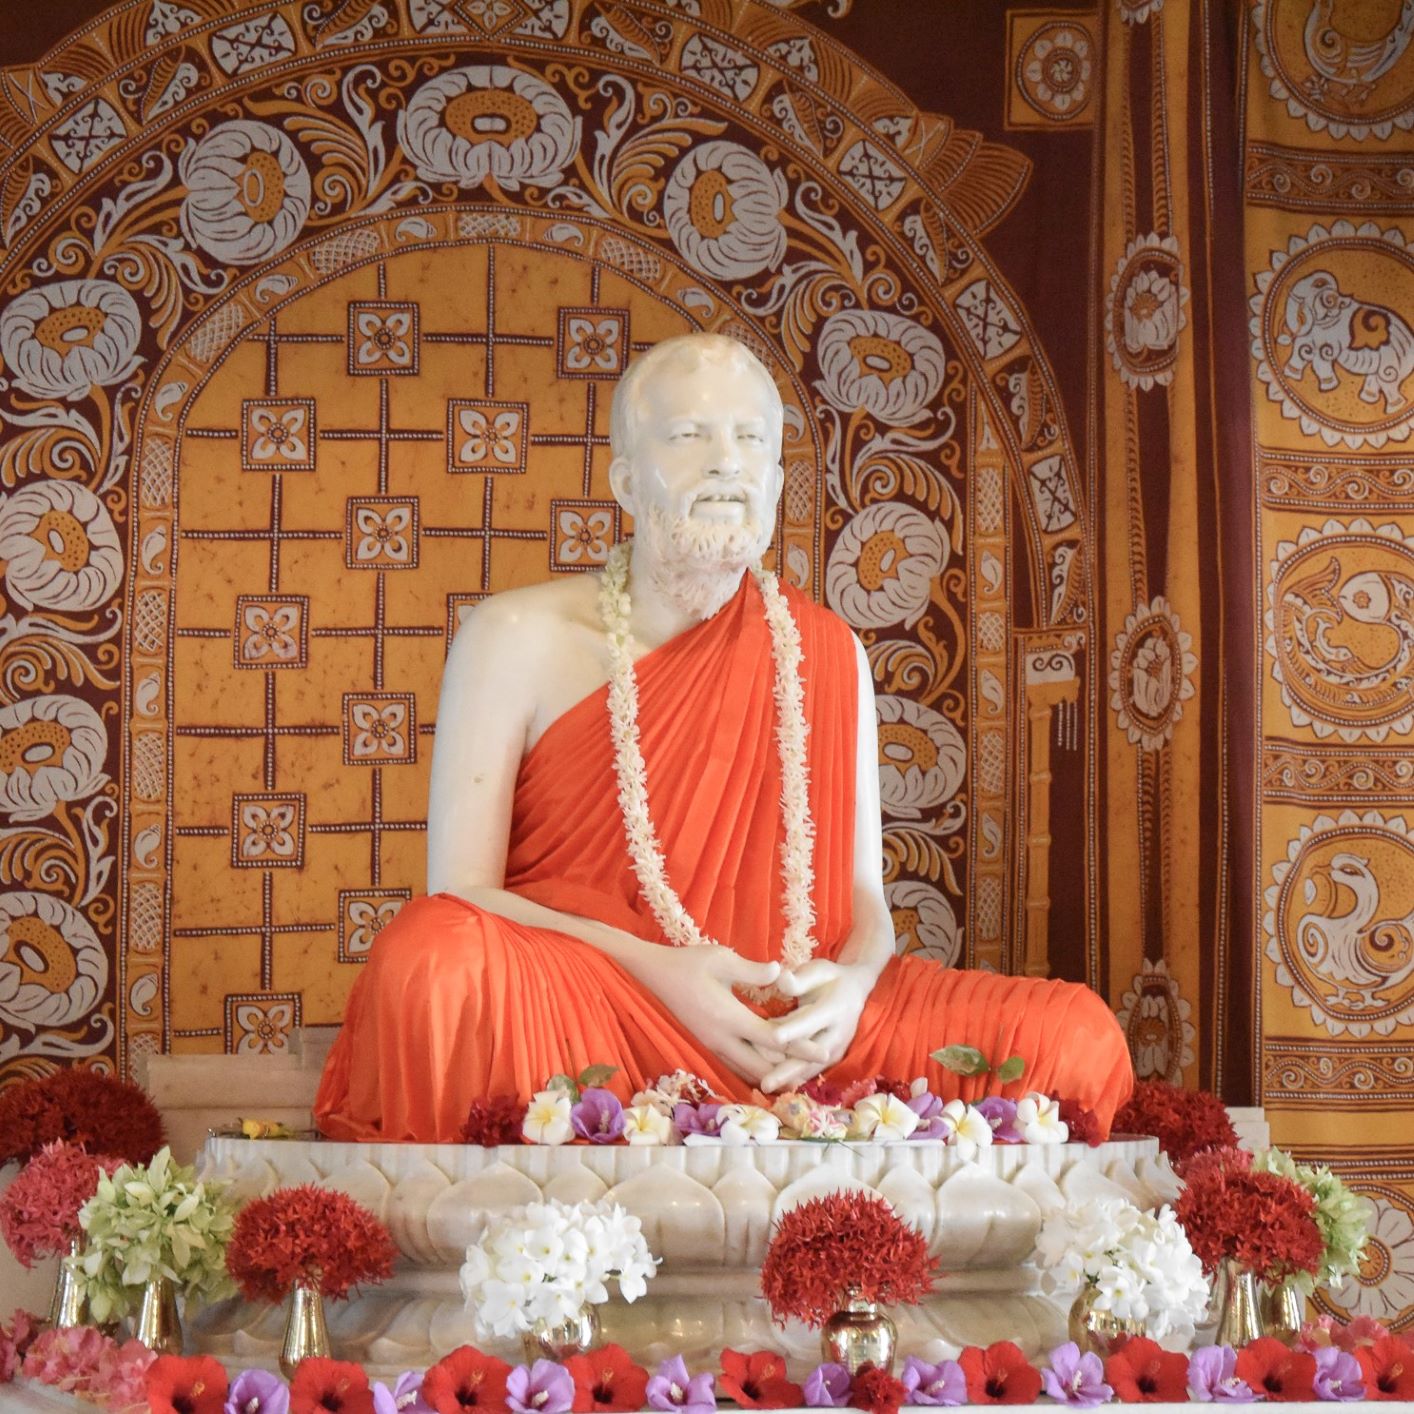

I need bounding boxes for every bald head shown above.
[609,333,784,463]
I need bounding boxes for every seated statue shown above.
[314,334,1133,1144]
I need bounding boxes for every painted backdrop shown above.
[0,0,1409,1330]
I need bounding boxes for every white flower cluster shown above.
[598,543,818,967]
[1035,1197,1209,1338]
[459,1200,658,1339]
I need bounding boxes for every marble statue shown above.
[314,334,1132,1143]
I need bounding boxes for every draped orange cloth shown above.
[315,576,1133,1143]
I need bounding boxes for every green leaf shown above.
[930,1044,990,1077]
[578,1064,619,1089]
[545,1073,580,1100]
[995,1055,1026,1084]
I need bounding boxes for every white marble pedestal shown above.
[189,1133,1181,1379]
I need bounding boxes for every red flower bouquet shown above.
[1112,1079,1236,1170]
[759,1191,937,1328]
[226,1185,397,1303]
[958,1342,1043,1405]
[718,1350,802,1409]
[460,1094,525,1146]
[0,1141,121,1267]
[0,1067,164,1168]
[1175,1146,1325,1283]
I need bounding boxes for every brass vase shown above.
[524,1303,601,1362]
[133,1274,182,1354]
[821,1290,897,1376]
[1261,1279,1306,1345]
[1213,1259,1264,1348]
[280,1280,331,1378]
[1067,1284,1145,1357]
[46,1237,86,1329]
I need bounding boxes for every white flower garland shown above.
[599,541,818,970]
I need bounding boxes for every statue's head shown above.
[609,333,784,572]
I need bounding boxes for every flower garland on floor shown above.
[6,1325,1406,1413]
[599,544,818,970]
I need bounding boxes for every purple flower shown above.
[908,1115,952,1141]
[975,1096,1022,1143]
[507,1360,576,1414]
[1313,1347,1365,1402]
[1040,1342,1112,1407]
[227,1369,290,1414]
[673,1101,723,1138]
[646,1356,716,1414]
[571,1087,625,1144]
[371,1371,433,1414]
[1187,1346,1257,1403]
[804,1362,852,1407]
[900,1355,965,1406]
[907,1090,943,1121]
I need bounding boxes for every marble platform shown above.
[189,1132,1182,1378]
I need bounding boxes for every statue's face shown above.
[614,355,783,537]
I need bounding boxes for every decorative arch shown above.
[0,0,1095,1075]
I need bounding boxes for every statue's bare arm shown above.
[425,595,823,1088]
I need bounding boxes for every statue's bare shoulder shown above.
[446,575,609,749]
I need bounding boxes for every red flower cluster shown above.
[1356,1335,1414,1402]
[959,1341,1043,1404]
[0,1067,164,1167]
[290,1357,376,1414]
[1112,1079,1237,1170]
[146,1355,228,1414]
[1234,1337,1316,1402]
[849,1363,907,1414]
[1175,1146,1325,1282]
[460,1094,525,1146]
[1055,1096,1102,1147]
[226,1184,398,1303]
[0,1140,122,1267]
[422,1346,511,1413]
[564,1343,648,1412]
[1104,1338,1189,1403]
[759,1191,937,1328]
[718,1349,802,1409]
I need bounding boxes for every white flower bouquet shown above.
[459,1198,658,1339]
[72,1146,239,1322]
[1035,1196,1209,1338]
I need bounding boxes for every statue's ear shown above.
[608,455,635,514]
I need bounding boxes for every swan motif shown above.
[1297,852,1414,1005]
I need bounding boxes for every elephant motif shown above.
[1279,270,1414,414]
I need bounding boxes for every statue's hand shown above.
[758,959,876,1093]
[631,946,826,1089]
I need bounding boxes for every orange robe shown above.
[315,577,1133,1143]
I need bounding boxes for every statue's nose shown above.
[704,430,742,476]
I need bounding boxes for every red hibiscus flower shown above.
[289,1357,376,1414]
[422,1346,512,1413]
[1105,1338,1190,1403]
[849,1363,907,1414]
[145,1354,228,1414]
[564,1344,648,1413]
[958,1342,1043,1404]
[1357,1336,1414,1402]
[718,1350,803,1409]
[1234,1337,1315,1402]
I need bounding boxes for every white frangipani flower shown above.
[850,1093,921,1142]
[623,1103,675,1145]
[717,1104,781,1144]
[522,1090,573,1145]
[940,1099,993,1161]
[1015,1093,1069,1144]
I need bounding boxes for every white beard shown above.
[637,504,770,621]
